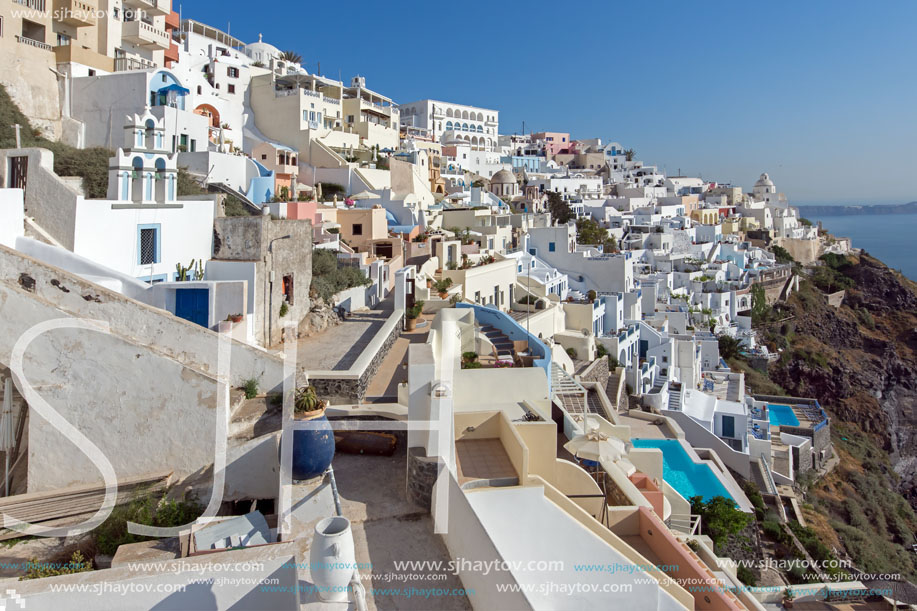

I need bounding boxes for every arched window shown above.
[461,110,469,120]
[445,121,453,131]
[471,136,478,146]
[476,112,483,121]
[446,108,453,118]
[476,125,483,133]
[462,123,469,131]
[131,157,144,202]
[144,120,155,149]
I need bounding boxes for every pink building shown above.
[532,132,571,156]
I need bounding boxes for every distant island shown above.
[798,201,917,216]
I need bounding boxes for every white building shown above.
[398,99,499,151]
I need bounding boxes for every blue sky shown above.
[180,0,916,204]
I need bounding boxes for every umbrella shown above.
[1,378,14,496]
[564,429,626,463]
[350,190,380,201]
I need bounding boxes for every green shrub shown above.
[242,377,259,399]
[223,194,253,216]
[566,347,577,359]
[736,564,757,586]
[21,550,92,580]
[311,249,373,303]
[94,491,203,556]
[690,496,753,548]
[279,302,288,317]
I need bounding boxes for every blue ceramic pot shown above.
[290,411,335,480]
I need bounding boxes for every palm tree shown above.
[280,50,302,65]
[624,148,636,162]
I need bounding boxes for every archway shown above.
[194,103,221,129]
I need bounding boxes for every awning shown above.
[157,83,190,95]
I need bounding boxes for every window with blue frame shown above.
[138,224,161,265]
[549,242,556,252]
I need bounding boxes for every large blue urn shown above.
[290,410,336,480]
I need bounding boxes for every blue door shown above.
[175,288,209,328]
[721,415,735,438]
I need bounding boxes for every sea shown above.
[800,211,917,281]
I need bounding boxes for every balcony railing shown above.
[114,55,154,71]
[16,36,52,51]
[54,0,97,26]
[122,19,170,49]
[124,0,169,15]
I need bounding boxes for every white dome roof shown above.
[755,172,774,187]
[491,169,516,184]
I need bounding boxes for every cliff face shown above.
[756,254,917,579]
[768,255,917,504]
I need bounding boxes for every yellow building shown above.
[690,208,719,225]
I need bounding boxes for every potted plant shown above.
[288,385,335,481]
[227,313,243,324]
[782,588,794,608]
[405,300,424,331]
[433,278,453,299]
[426,277,433,289]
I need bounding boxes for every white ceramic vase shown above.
[310,516,355,602]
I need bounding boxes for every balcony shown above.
[16,35,52,51]
[122,19,170,49]
[54,43,114,71]
[123,0,169,16]
[164,9,180,30]
[54,0,96,26]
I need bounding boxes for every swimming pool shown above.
[768,403,800,427]
[631,439,735,503]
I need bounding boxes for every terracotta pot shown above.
[438,291,448,299]
[426,279,433,288]
[405,317,418,331]
[229,314,243,323]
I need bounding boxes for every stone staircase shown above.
[479,325,514,361]
[667,384,682,411]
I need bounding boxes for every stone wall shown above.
[407,446,442,511]
[579,356,610,387]
[310,316,403,403]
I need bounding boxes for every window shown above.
[227,67,239,78]
[196,85,202,94]
[137,224,160,265]
[548,242,556,252]
[88,69,95,76]
[282,274,294,305]
[662,356,668,363]
[56,33,70,46]
[227,84,235,94]
[352,223,363,235]
[261,154,267,160]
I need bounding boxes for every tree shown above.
[750,283,769,325]
[547,190,574,224]
[690,496,752,548]
[771,245,795,264]
[718,335,743,360]
[576,217,609,245]
[624,148,636,162]
[280,50,303,64]
[604,235,618,253]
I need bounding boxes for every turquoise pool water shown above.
[631,439,734,503]
[768,403,800,427]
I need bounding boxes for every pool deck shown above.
[615,412,675,440]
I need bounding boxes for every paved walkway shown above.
[296,311,390,372]
[364,313,430,400]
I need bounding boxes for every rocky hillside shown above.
[753,253,917,579]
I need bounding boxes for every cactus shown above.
[175,259,202,282]
[294,385,326,415]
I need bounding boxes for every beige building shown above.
[1,0,177,140]
[336,206,388,252]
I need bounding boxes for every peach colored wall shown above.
[629,473,665,518]
[285,201,319,223]
[638,507,741,610]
